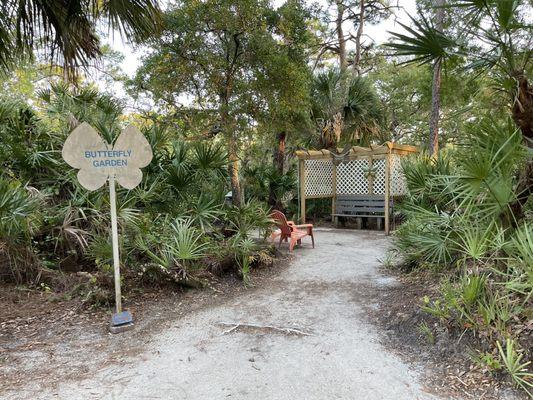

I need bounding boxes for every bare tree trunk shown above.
[268,131,286,210]
[274,131,286,175]
[510,73,533,220]
[428,0,445,157]
[353,0,365,74]
[221,99,242,207]
[228,131,242,206]
[512,73,533,143]
[336,0,347,71]
[429,57,442,156]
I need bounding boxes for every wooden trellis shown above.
[295,142,418,234]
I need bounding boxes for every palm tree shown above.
[310,68,385,149]
[386,0,532,217]
[0,0,161,76]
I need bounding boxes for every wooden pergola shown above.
[295,142,418,234]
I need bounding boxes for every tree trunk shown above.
[512,73,533,143]
[429,57,442,157]
[228,130,242,207]
[336,0,347,71]
[268,131,286,210]
[220,100,242,207]
[274,131,286,175]
[353,0,365,74]
[428,0,445,157]
[510,73,533,220]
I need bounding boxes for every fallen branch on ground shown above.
[217,321,314,336]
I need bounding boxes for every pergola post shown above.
[384,151,391,235]
[331,163,337,221]
[299,158,306,223]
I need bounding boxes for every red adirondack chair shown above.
[270,210,314,252]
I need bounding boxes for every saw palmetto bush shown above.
[395,118,532,394]
[0,87,274,291]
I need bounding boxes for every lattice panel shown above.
[304,159,333,197]
[336,159,369,195]
[390,154,408,195]
[371,159,385,195]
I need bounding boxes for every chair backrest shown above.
[271,210,292,236]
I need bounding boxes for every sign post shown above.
[62,122,153,333]
[109,176,122,314]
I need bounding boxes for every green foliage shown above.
[168,219,209,265]
[395,119,526,266]
[386,14,455,65]
[242,164,296,208]
[0,0,161,74]
[417,321,436,345]
[223,200,273,240]
[386,0,532,144]
[396,117,531,395]
[497,338,533,396]
[229,237,258,285]
[310,68,385,147]
[0,177,41,239]
[0,87,274,289]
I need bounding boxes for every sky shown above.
[104,0,418,80]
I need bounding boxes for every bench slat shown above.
[333,213,386,218]
[336,207,388,213]
[336,201,388,205]
[336,195,386,200]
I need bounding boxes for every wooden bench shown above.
[332,194,393,230]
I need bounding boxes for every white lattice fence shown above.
[304,159,333,197]
[390,154,407,195]
[304,154,409,198]
[336,159,369,195]
[372,159,386,195]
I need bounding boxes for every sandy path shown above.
[8,229,439,400]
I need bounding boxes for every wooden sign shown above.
[62,122,153,190]
[62,122,153,331]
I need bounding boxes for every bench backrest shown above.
[334,194,392,214]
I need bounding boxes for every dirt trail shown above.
[4,229,441,400]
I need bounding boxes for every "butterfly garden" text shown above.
[84,150,132,168]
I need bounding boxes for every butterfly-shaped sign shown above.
[62,122,153,190]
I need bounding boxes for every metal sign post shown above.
[62,122,152,333]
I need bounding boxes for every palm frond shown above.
[386,14,456,65]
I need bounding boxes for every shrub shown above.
[394,118,532,394]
